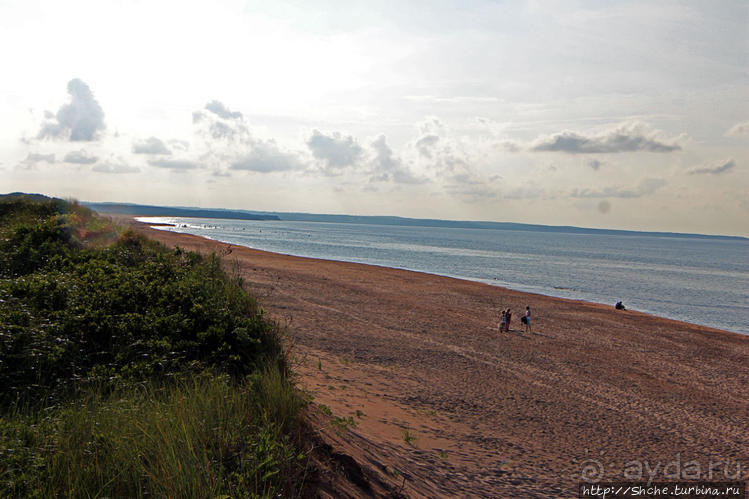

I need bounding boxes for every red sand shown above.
[129,219,748,497]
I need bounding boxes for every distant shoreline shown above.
[130,215,748,337]
[87,201,748,240]
[125,215,744,339]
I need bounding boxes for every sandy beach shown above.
[129,219,749,498]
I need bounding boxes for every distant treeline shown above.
[83,201,280,221]
[78,198,747,241]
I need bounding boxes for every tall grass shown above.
[0,367,306,498]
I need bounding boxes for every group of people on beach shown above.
[499,306,532,334]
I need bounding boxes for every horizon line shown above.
[82,199,749,241]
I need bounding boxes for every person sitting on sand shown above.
[505,309,512,332]
[615,301,626,310]
[499,310,506,334]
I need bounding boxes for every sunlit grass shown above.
[1,368,306,498]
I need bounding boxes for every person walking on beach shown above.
[505,309,512,332]
[499,309,507,334]
[524,306,532,333]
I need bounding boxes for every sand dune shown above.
[130,219,748,498]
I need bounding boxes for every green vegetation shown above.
[0,196,308,497]
[330,415,358,436]
[401,428,416,446]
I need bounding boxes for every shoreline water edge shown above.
[134,216,749,336]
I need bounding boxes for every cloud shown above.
[194,113,249,142]
[37,79,106,141]
[193,101,249,142]
[132,137,172,155]
[415,134,440,158]
[530,122,682,154]
[17,153,55,169]
[307,130,363,173]
[92,161,140,174]
[193,101,302,174]
[417,117,445,135]
[64,149,98,164]
[205,100,243,120]
[409,123,498,196]
[570,178,667,198]
[370,135,425,184]
[210,121,241,141]
[725,121,749,137]
[413,118,446,159]
[148,158,201,171]
[169,139,190,151]
[688,158,736,175]
[230,140,303,173]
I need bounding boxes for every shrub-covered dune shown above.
[0,196,308,497]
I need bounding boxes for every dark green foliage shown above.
[0,196,309,497]
[0,199,74,278]
[0,197,283,405]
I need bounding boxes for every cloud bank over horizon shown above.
[1,1,747,236]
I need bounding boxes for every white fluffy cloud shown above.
[193,101,250,142]
[415,134,440,158]
[132,137,172,155]
[688,158,736,175]
[63,150,98,164]
[230,139,304,173]
[192,100,305,174]
[725,121,749,137]
[370,135,425,184]
[529,123,682,154]
[204,100,243,120]
[307,130,363,174]
[17,153,55,169]
[37,79,105,141]
[148,158,201,171]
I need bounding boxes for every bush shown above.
[0,213,283,406]
[0,195,309,496]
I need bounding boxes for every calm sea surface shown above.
[139,217,749,335]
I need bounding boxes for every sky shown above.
[1,0,747,236]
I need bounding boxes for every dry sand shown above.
[129,219,748,498]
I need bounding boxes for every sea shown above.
[137,217,749,336]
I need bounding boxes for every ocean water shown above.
[138,217,749,335]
